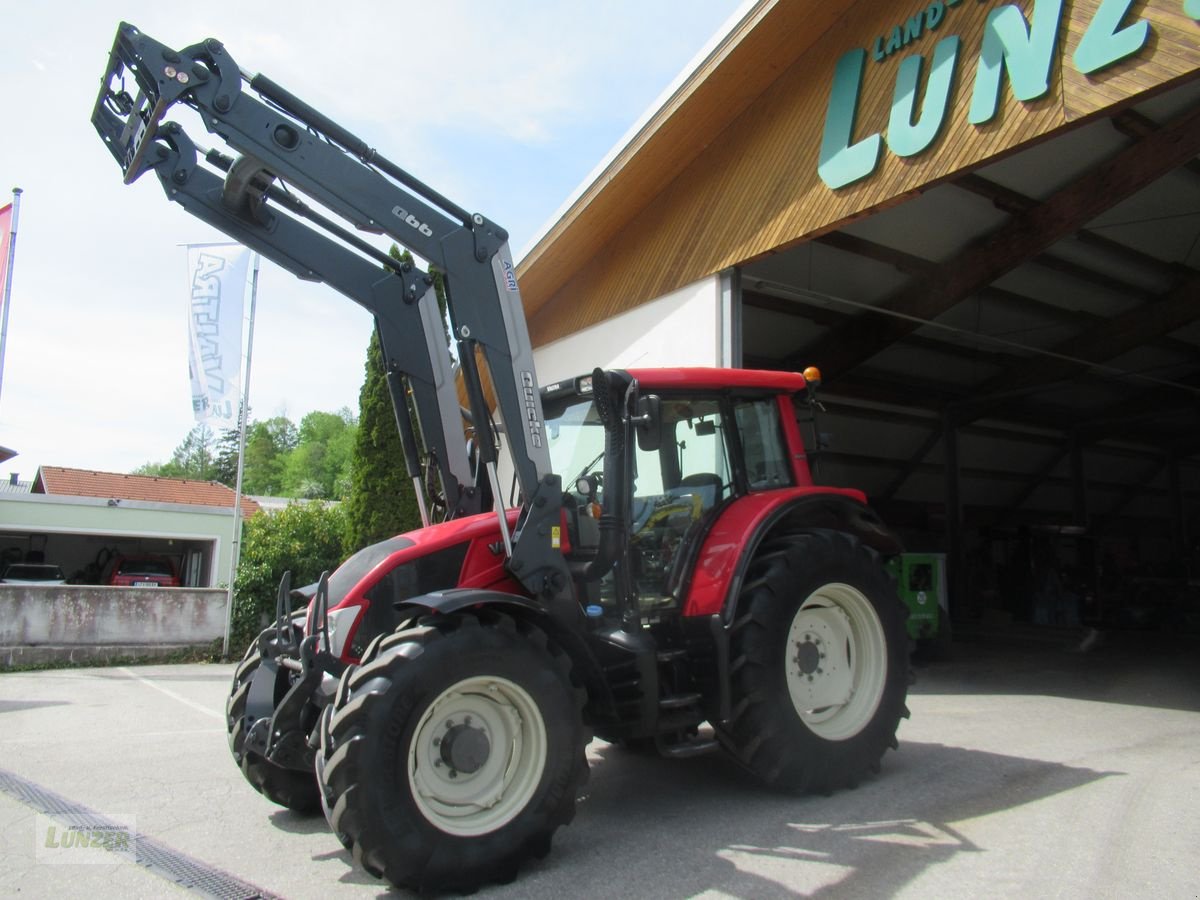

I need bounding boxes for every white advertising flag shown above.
[186,244,249,425]
[0,201,13,301]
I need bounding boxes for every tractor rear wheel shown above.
[317,610,589,892]
[226,627,321,813]
[716,530,908,792]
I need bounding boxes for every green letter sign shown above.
[818,48,883,189]
[888,36,961,157]
[969,0,1065,125]
[1074,0,1149,74]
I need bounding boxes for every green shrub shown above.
[231,502,347,654]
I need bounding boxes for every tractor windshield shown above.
[544,395,606,490]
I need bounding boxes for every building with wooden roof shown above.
[519,0,1200,627]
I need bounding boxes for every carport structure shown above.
[518,0,1200,628]
[0,467,259,587]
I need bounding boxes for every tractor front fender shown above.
[682,488,903,621]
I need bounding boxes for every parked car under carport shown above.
[0,563,67,585]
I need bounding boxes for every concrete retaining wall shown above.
[0,585,228,667]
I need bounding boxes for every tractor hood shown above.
[302,510,523,612]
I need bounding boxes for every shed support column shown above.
[943,409,964,622]
[1070,433,1095,619]
[1070,434,1087,527]
[1167,451,1185,559]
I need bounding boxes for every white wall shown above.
[534,274,727,382]
[0,585,228,666]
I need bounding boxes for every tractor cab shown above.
[542,367,816,619]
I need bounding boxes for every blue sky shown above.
[0,1,744,480]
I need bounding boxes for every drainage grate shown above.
[0,767,282,900]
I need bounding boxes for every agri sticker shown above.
[35,814,136,865]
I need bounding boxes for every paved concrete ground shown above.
[1,630,1198,899]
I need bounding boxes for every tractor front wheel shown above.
[317,610,589,892]
[717,530,909,792]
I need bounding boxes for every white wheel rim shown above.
[785,582,887,741]
[408,676,547,836]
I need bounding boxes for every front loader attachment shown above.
[92,22,571,603]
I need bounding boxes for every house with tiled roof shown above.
[33,467,260,518]
[1,465,261,587]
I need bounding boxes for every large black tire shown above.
[318,611,589,893]
[716,530,909,792]
[226,628,321,814]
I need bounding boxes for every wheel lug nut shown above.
[433,737,441,746]
[449,770,458,779]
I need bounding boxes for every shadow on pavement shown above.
[244,630,1187,897]
[0,699,72,714]
[555,739,1116,900]
[280,735,1116,898]
[267,809,389,891]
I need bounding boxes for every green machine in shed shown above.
[888,553,950,651]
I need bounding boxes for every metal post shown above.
[0,188,24,409]
[223,252,260,657]
[1167,449,1185,559]
[942,408,963,622]
[1070,433,1087,527]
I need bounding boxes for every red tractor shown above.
[93,23,909,893]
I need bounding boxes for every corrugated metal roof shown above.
[32,466,260,518]
[0,478,32,494]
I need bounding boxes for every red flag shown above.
[0,202,11,301]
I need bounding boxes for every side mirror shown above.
[635,394,662,452]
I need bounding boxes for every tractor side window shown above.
[633,398,729,508]
[734,398,793,491]
[674,406,729,505]
[630,399,728,605]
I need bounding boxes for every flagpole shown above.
[0,187,23,409]
[223,252,260,657]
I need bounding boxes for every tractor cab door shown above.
[629,394,794,609]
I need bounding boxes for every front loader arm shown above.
[92,22,570,600]
[115,115,478,516]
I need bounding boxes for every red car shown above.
[107,556,181,587]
